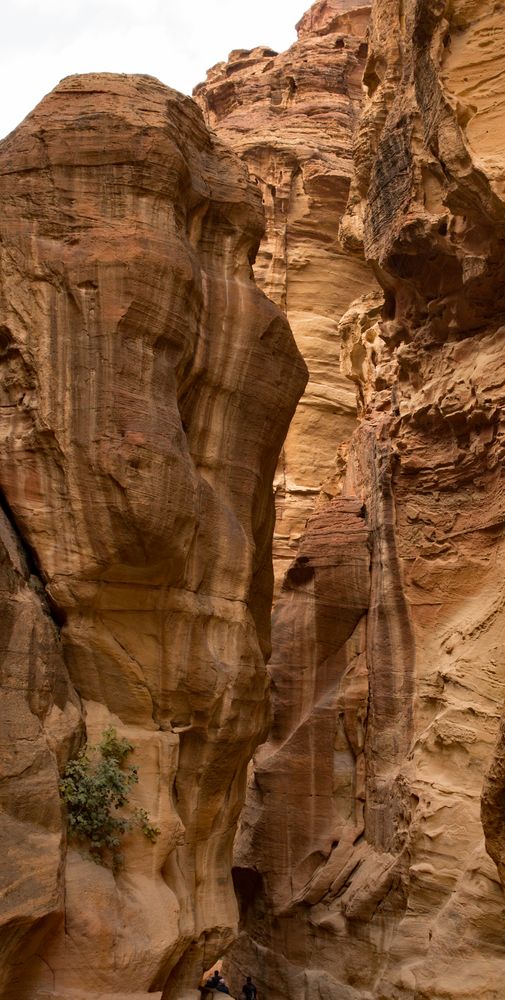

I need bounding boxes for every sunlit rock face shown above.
[0,73,307,1000]
[195,0,376,594]
[223,2,505,999]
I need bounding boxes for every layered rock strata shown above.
[195,0,375,593]
[0,74,306,1000]
[226,1,505,998]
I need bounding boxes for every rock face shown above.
[195,0,375,593]
[0,505,82,999]
[0,74,306,999]
[223,2,505,999]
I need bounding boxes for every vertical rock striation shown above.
[195,0,376,593]
[0,74,307,1000]
[224,2,505,999]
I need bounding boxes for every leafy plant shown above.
[59,727,160,870]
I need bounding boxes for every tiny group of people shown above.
[204,971,257,1000]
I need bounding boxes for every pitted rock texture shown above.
[195,0,375,594]
[0,73,307,1000]
[225,2,505,999]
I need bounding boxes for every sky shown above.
[1,0,310,139]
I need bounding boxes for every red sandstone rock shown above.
[0,73,306,1000]
[224,2,505,999]
[195,0,376,595]
[0,505,81,996]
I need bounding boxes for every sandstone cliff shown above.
[224,2,505,999]
[0,73,306,1000]
[195,0,375,593]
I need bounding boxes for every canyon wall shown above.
[223,1,505,999]
[0,74,307,1000]
[4,4,505,999]
[195,0,376,593]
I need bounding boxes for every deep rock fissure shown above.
[0,486,65,628]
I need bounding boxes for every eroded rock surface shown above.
[0,73,306,1000]
[195,0,375,592]
[0,504,81,997]
[226,2,505,999]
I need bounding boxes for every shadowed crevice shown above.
[0,487,66,628]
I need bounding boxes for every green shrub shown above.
[59,727,160,870]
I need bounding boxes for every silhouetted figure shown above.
[242,976,257,1000]
[205,972,230,995]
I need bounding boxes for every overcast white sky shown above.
[1,0,310,139]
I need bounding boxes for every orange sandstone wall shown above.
[221,2,505,999]
[0,73,306,1000]
[195,0,376,594]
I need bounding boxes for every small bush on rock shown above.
[59,727,160,870]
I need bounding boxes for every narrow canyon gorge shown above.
[1,1,505,999]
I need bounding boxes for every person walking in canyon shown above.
[242,976,257,1000]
